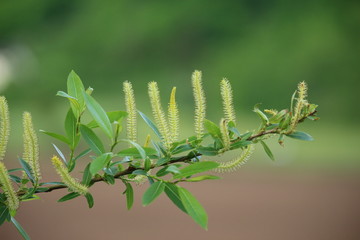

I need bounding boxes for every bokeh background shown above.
[1,0,359,239]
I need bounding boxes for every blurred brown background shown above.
[1,0,359,239]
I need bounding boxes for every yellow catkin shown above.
[192,70,206,140]
[0,162,19,211]
[168,87,179,142]
[214,145,254,173]
[144,134,151,147]
[220,118,231,151]
[290,81,308,131]
[0,96,10,161]
[51,156,88,195]
[148,82,172,150]
[123,81,137,145]
[220,78,236,124]
[23,112,41,181]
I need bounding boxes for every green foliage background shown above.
[0,0,358,168]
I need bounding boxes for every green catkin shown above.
[0,162,19,211]
[214,145,254,173]
[192,70,206,140]
[168,87,179,142]
[23,112,41,181]
[148,81,172,150]
[0,96,9,161]
[220,78,236,124]
[290,81,308,131]
[220,118,231,151]
[123,81,137,145]
[51,156,88,195]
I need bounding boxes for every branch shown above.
[17,110,317,197]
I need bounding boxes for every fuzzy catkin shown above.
[0,162,19,211]
[192,70,206,140]
[23,112,41,181]
[168,87,179,142]
[214,145,254,173]
[0,96,9,161]
[51,156,88,195]
[148,82,172,150]
[123,81,137,144]
[220,78,236,124]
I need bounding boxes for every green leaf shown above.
[123,182,134,210]
[82,163,92,186]
[90,153,112,176]
[87,111,127,128]
[164,183,187,213]
[0,205,10,225]
[83,92,113,138]
[18,158,35,184]
[67,70,86,118]
[65,109,80,150]
[132,170,148,176]
[120,140,147,160]
[56,91,81,117]
[39,130,70,145]
[73,148,91,161]
[142,181,165,206]
[178,187,208,230]
[80,125,105,156]
[173,161,219,179]
[253,104,269,125]
[11,217,31,240]
[204,119,221,139]
[184,175,221,182]
[286,131,314,141]
[85,193,94,208]
[117,147,157,158]
[197,146,218,156]
[138,111,162,139]
[144,158,152,171]
[58,192,81,202]
[260,140,275,161]
[52,144,67,164]
[230,140,252,150]
[172,144,194,155]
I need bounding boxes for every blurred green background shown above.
[1,0,358,169]
[1,1,360,240]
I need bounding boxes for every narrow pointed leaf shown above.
[11,217,31,240]
[87,111,127,128]
[138,111,162,139]
[164,183,187,213]
[204,119,221,139]
[80,125,105,156]
[67,70,86,118]
[58,192,81,202]
[0,206,10,225]
[173,161,219,179]
[52,144,67,163]
[82,163,92,186]
[260,140,275,161]
[178,187,208,230]
[83,92,113,138]
[18,158,35,184]
[90,153,112,176]
[286,131,314,141]
[142,181,165,206]
[65,109,79,150]
[123,182,134,210]
[184,175,221,182]
[85,193,94,208]
[39,130,70,145]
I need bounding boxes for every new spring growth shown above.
[290,81,308,131]
[123,81,137,144]
[192,70,206,140]
[220,118,231,152]
[0,162,19,211]
[23,112,41,181]
[148,81,172,150]
[215,145,254,173]
[51,156,88,195]
[168,87,179,142]
[0,96,9,161]
[220,78,236,125]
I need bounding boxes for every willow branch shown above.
[17,110,317,197]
